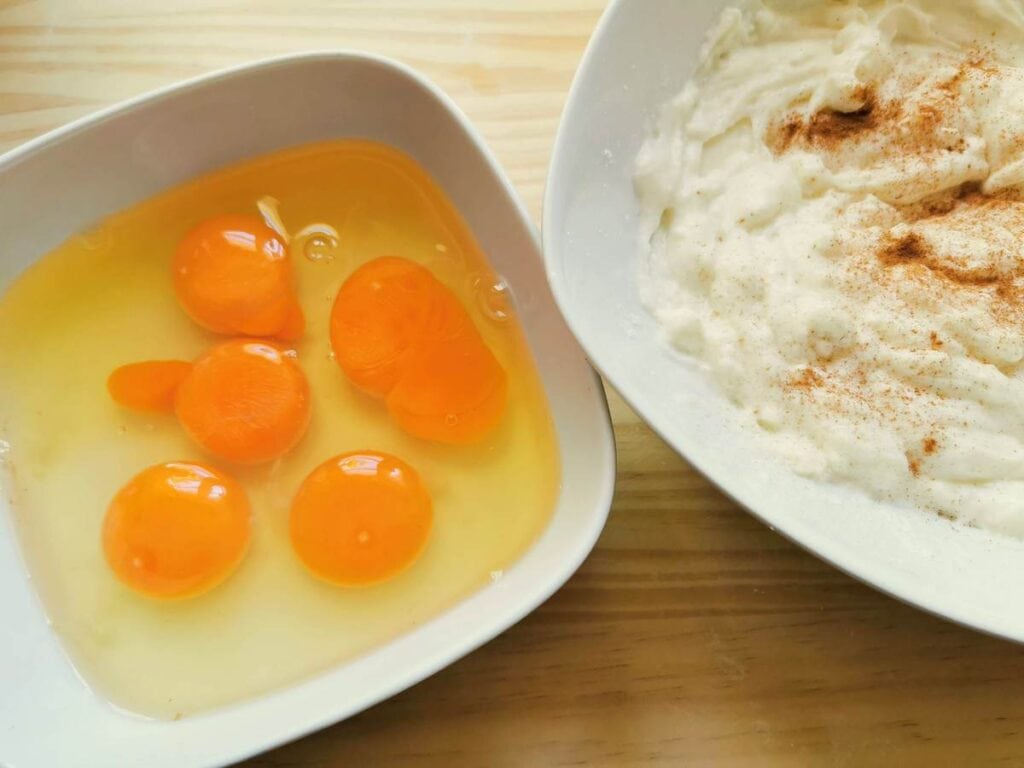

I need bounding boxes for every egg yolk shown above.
[107,360,193,413]
[386,333,507,444]
[103,462,250,599]
[330,256,507,443]
[329,255,466,397]
[290,451,432,586]
[173,214,304,341]
[175,339,311,464]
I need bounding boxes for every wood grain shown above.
[4,2,1024,766]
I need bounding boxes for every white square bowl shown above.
[543,0,1024,644]
[0,52,615,768]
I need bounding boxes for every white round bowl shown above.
[543,0,1024,644]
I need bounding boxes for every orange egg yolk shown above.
[175,339,311,464]
[103,461,250,599]
[107,360,193,413]
[386,333,507,444]
[290,451,432,586]
[330,256,506,443]
[173,214,304,341]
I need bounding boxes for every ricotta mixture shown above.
[637,0,1024,533]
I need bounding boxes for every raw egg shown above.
[331,256,507,443]
[102,462,250,599]
[174,339,311,465]
[174,214,304,340]
[109,341,312,465]
[290,451,432,586]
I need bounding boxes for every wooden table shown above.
[4,2,1024,765]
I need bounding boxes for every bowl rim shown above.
[0,49,617,767]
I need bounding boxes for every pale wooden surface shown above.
[4,2,1024,766]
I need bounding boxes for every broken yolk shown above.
[103,461,250,599]
[173,214,304,341]
[289,451,432,586]
[329,256,466,398]
[107,360,193,413]
[386,334,507,444]
[174,339,311,464]
[329,256,506,443]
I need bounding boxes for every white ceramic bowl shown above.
[0,53,614,768]
[544,0,1024,644]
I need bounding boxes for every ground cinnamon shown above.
[770,52,1024,477]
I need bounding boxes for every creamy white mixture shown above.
[637,0,1024,533]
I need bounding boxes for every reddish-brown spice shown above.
[789,367,824,390]
[876,230,1001,287]
[768,55,991,160]
[766,50,1023,466]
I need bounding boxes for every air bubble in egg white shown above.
[476,277,511,324]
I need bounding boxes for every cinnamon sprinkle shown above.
[765,50,1022,475]
[876,231,1002,287]
[905,437,939,478]
[768,55,990,159]
[877,231,928,267]
[789,367,823,390]
[804,88,887,148]
[872,188,1024,328]
[770,87,888,153]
